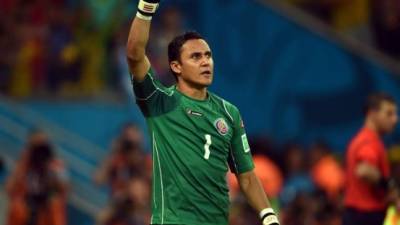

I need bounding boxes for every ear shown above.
[170,61,182,75]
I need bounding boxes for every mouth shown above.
[201,70,212,76]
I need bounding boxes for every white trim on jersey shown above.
[134,71,174,101]
[153,132,165,224]
[148,72,174,97]
[152,139,157,208]
[136,89,157,101]
[222,100,234,122]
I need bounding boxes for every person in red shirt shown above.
[343,93,398,225]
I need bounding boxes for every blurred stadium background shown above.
[1,0,400,224]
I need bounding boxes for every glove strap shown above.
[260,208,279,225]
[136,0,159,20]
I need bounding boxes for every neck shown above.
[364,118,381,135]
[176,81,208,100]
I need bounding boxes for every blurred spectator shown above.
[309,142,345,199]
[280,143,315,206]
[228,154,283,201]
[95,123,151,225]
[94,123,148,193]
[6,129,69,225]
[46,4,83,95]
[280,185,342,225]
[74,12,105,96]
[280,193,317,225]
[1,1,186,98]
[97,177,151,225]
[7,0,50,97]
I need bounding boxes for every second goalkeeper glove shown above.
[136,0,160,21]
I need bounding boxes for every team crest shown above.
[214,118,229,135]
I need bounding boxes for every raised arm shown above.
[126,0,160,81]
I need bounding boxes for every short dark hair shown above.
[120,122,140,137]
[168,31,204,80]
[364,92,396,115]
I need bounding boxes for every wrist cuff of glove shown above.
[136,0,159,20]
[260,208,279,225]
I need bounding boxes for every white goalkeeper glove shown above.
[260,208,280,225]
[136,0,160,21]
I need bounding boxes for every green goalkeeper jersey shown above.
[132,68,254,225]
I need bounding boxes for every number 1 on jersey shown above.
[204,134,212,159]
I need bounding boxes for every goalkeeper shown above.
[126,1,279,225]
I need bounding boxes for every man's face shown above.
[122,127,143,143]
[28,132,49,147]
[120,127,143,152]
[171,39,214,88]
[372,101,398,134]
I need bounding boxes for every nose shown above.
[200,56,211,67]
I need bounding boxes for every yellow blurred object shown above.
[331,0,370,30]
[61,44,79,64]
[9,40,36,97]
[384,205,400,225]
[388,146,400,162]
[77,32,104,95]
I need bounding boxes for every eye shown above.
[191,53,201,60]
[205,51,212,58]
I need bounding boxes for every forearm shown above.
[239,172,271,211]
[238,171,279,225]
[126,0,160,80]
[126,17,151,64]
[356,161,381,185]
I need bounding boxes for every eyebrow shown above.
[190,52,202,57]
[190,51,212,57]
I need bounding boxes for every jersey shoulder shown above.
[209,92,240,122]
[146,67,175,95]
